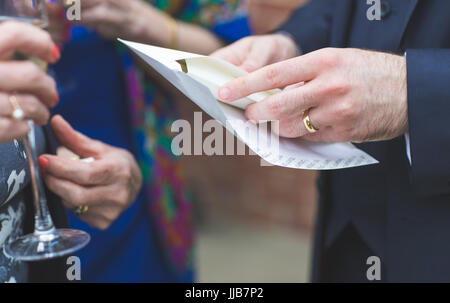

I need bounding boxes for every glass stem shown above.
[22,121,55,234]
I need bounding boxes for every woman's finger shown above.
[0,21,60,63]
[80,0,105,10]
[74,205,112,230]
[43,174,109,208]
[80,4,120,27]
[0,61,59,107]
[0,117,30,143]
[0,93,50,125]
[44,173,116,209]
[40,153,109,186]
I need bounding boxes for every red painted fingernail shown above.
[54,92,60,105]
[38,156,49,178]
[51,44,61,62]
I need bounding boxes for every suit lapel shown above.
[392,0,419,51]
[331,0,419,52]
[330,0,354,47]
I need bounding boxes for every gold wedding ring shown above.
[302,109,319,133]
[75,205,89,216]
[9,94,24,121]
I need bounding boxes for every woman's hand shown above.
[0,21,60,144]
[46,1,71,46]
[211,34,299,72]
[77,0,169,44]
[75,0,224,54]
[39,115,143,230]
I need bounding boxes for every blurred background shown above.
[176,0,317,280]
[183,152,317,282]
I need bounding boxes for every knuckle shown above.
[93,162,113,181]
[245,104,258,121]
[42,108,50,123]
[104,209,120,223]
[21,62,42,83]
[263,67,282,87]
[335,100,356,120]
[300,88,317,106]
[96,5,110,21]
[91,220,110,231]
[267,97,283,117]
[70,187,85,206]
[1,22,19,39]
[119,167,132,182]
[113,188,130,206]
[92,139,107,153]
[279,121,296,138]
[318,48,342,69]
[83,169,96,184]
[24,97,40,114]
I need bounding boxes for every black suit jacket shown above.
[281,0,450,282]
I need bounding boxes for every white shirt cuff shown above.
[405,133,412,165]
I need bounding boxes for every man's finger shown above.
[244,84,318,122]
[274,107,325,139]
[274,115,310,138]
[0,21,60,63]
[239,41,274,72]
[51,115,104,158]
[218,54,320,102]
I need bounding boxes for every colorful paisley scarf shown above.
[117,0,247,279]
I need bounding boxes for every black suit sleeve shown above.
[406,49,450,197]
[278,0,336,54]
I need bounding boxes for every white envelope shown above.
[119,39,378,170]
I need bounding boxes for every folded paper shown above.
[119,39,378,170]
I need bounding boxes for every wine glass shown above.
[1,0,90,261]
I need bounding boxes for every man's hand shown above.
[39,115,143,230]
[211,34,299,72]
[218,48,408,143]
